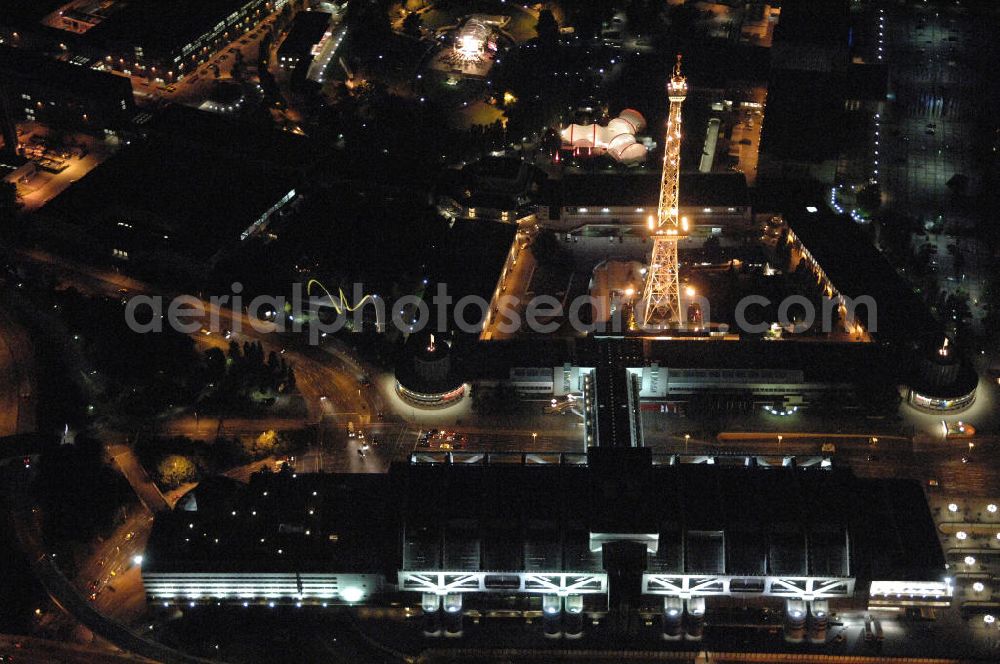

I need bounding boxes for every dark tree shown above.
[944,292,972,324]
[703,235,722,261]
[565,0,616,42]
[257,32,273,68]
[346,0,391,42]
[857,182,881,215]
[277,4,294,31]
[666,3,702,40]
[626,0,662,35]
[204,347,227,382]
[529,230,569,268]
[402,11,422,38]
[875,208,917,261]
[0,180,20,238]
[775,228,792,270]
[536,9,560,46]
[983,276,1000,348]
[35,437,131,551]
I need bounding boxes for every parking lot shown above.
[931,495,1000,617]
[11,124,115,211]
[129,14,279,109]
[881,2,994,328]
[883,9,980,215]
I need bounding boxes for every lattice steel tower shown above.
[639,55,688,329]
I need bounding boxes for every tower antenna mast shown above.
[639,54,688,329]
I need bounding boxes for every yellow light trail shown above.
[306,279,378,314]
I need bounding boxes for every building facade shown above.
[0,45,135,148]
[539,172,752,241]
[143,452,949,641]
[85,0,276,83]
[277,10,332,71]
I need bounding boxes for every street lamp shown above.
[684,433,690,454]
[531,432,538,445]
[777,435,783,445]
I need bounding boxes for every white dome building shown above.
[559,109,649,163]
[617,108,646,133]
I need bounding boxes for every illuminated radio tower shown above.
[639,54,688,329]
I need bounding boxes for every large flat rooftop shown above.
[0,0,65,25]
[453,337,889,385]
[785,209,941,349]
[773,0,850,49]
[86,0,265,55]
[46,124,298,259]
[144,453,945,588]
[0,45,133,101]
[549,172,749,210]
[277,10,331,57]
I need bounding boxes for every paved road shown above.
[16,145,112,213]
[17,248,377,428]
[130,15,281,110]
[75,508,152,625]
[295,422,419,473]
[459,428,583,453]
[0,633,158,664]
[405,418,1000,497]
[3,465,218,664]
[108,445,169,514]
[221,457,279,483]
[656,432,1000,497]
[158,417,307,441]
[481,229,534,341]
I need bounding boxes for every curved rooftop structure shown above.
[560,110,649,164]
[617,108,646,134]
[395,333,466,408]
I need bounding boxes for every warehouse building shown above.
[84,0,274,82]
[143,450,948,641]
[277,11,331,71]
[0,45,135,152]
